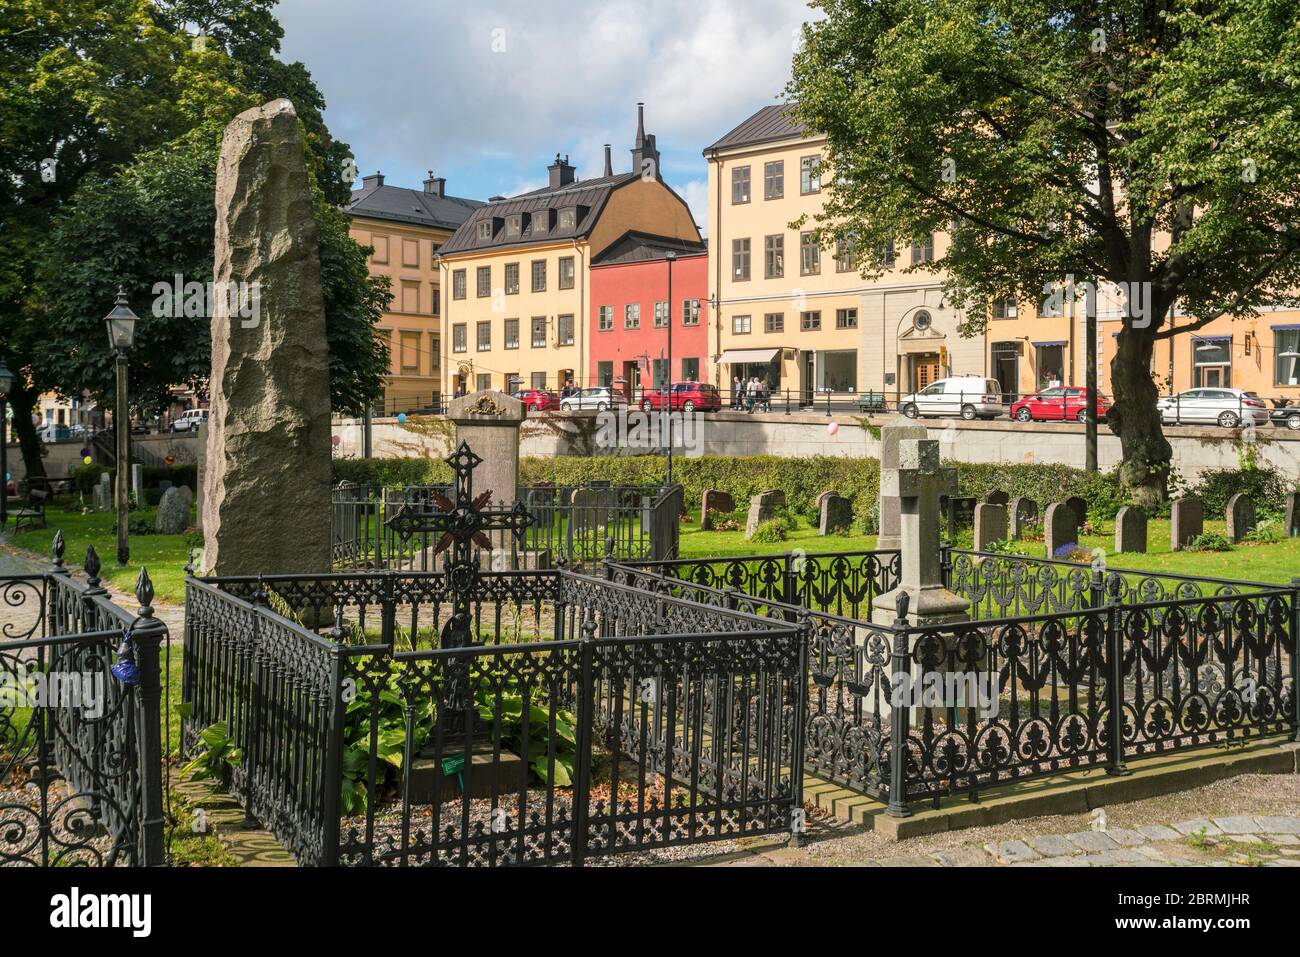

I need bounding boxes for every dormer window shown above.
[533,214,547,236]
[476,221,492,241]
[506,214,524,239]
[558,208,576,230]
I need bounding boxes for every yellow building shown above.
[437,106,701,395]
[704,105,985,403]
[347,172,483,412]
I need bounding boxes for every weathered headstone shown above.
[973,503,1008,550]
[131,464,144,506]
[98,473,112,511]
[745,490,783,538]
[1225,493,1256,544]
[944,496,978,531]
[449,390,525,507]
[982,490,1009,507]
[1065,495,1088,528]
[203,100,333,576]
[1009,496,1039,540]
[1170,497,1204,552]
[876,416,928,550]
[700,489,734,526]
[91,483,106,511]
[815,489,840,510]
[1286,492,1300,538]
[1044,502,1079,558]
[1114,505,1147,554]
[156,485,193,534]
[757,488,786,508]
[819,494,852,535]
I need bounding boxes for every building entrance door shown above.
[910,353,941,393]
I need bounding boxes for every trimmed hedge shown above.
[68,462,198,495]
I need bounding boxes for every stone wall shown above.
[3,432,200,484]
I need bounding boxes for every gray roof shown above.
[347,182,484,231]
[704,103,807,154]
[438,172,640,256]
[591,230,707,266]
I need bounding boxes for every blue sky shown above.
[275,0,817,234]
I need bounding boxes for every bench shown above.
[12,488,48,533]
[857,391,888,411]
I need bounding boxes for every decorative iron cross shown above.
[385,441,533,650]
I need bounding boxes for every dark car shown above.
[1271,404,1300,431]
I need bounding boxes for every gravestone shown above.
[973,503,1008,550]
[876,416,928,550]
[449,390,525,508]
[816,489,840,510]
[982,490,1009,507]
[1170,497,1204,551]
[1114,506,1147,554]
[203,100,333,576]
[700,489,734,528]
[131,464,144,506]
[745,490,783,538]
[1044,502,1079,558]
[943,496,978,531]
[819,494,852,535]
[1009,497,1039,540]
[156,485,193,534]
[1065,495,1088,528]
[1286,492,1300,538]
[98,473,112,511]
[1225,493,1256,544]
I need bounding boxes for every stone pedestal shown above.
[876,417,928,550]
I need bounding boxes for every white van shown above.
[172,409,209,432]
[899,376,1005,420]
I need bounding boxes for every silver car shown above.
[1157,388,1271,428]
[559,387,628,413]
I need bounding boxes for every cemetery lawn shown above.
[9,501,196,603]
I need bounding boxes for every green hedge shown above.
[68,462,198,495]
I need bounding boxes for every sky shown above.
[275,0,817,234]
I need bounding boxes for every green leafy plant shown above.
[474,680,578,786]
[1188,532,1232,552]
[339,670,433,816]
[1243,518,1283,545]
[748,518,789,544]
[180,721,242,790]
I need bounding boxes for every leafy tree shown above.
[789,0,1300,506]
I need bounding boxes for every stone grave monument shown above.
[1114,505,1147,554]
[1170,497,1204,551]
[876,416,928,550]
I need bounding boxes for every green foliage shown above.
[749,518,789,544]
[1188,532,1233,553]
[332,457,451,487]
[339,670,432,816]
[1243,518,1283,545]
[1191,464,1290,519]
[69,462,197,494]
[475,680,578,787]
[180,721,242,788]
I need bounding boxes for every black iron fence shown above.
[332,482,681,571]
[0,535,166,866]
[182,565,803,866]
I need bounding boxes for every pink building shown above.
[588,233,709,398]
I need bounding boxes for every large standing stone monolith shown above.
[203,99,333,575]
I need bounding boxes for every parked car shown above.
[171,409,209,432]
[1156,388,1270,428]
[1270,404,1300,431]
[1011,387,1111,423]
[898,376,1005,420]
[559,387,627,413]
[36,424,70,442]
[638,382,723,413]
[512,389,560,412]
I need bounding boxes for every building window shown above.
[732,238,751,281]
[452,269,466,300]
[1191,337,1232,388]
[432,282,440,317]
[910,234,934,265]
[558,208,576,230]
[506,215,523,239]
[452,323,467,353]
[402,238,419,268]
[531,372,547,390]
[625,303,641,329]
[764,234,784,279]
[598,305,614,331]
[371,234,389,263]
[531,260,546,292]
[732,314,752,335]
[476,221,492,242]
[476,266,491,297]
[476,321,491,351]
[764,160,784,200]
[558,256,575,290]
[800,155,821,194]
[531,317,547,348]
[504,262,520,295]
[654,300,668,327]
[476,373,491,391]
[681,357,699,381]
[836,238,857,273]
[504,318,519,349]
[992,299,1017,319]
[1276,329,1300,386]
[430,334,440,364]
[400,331,420,373]
[874,241,896,269]
[400,280,420,314]
[597,361,614,387]
[557,314,574,346]
[764,313,784,333]
[801,310,821,331]
[800,232,820,275]
[682,299,701,326]
[1035,344,1065,388]
[731,166,751,204]
[836,308,858,329]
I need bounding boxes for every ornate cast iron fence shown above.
[1,536,166,866]
[182,566,803,866]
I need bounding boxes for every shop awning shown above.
[1032,340,1067,347]
[717,348,782,365]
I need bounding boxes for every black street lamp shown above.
[105,289,138,565]
[664,250,676,486]
[0,357,12,529]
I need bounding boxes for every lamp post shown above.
[0,357,12,529]
[664,250,676,486]
[105,289,138,565]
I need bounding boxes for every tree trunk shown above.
[1106,327,1171,508]
[6,384,47,483]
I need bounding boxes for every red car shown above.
[1011,387,1110,423]
[512,389,560,412]
[638,381,723,413]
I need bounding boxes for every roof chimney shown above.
[630,104,660,180]
[548,153,576,189]
[423,171,445,197]
[603,144,613,178]
[361,170,384,189]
